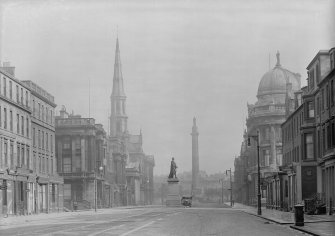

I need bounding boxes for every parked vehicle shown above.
[181,196,192,207]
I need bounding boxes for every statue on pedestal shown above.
[168,157,177,179]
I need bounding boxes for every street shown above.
[0,206,306,236]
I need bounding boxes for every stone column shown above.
[270,126,276,169]
[191,117,199,195]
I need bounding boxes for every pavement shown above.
[230,202,335,236]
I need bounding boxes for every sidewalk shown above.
[231,203,335,236]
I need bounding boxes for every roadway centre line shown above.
[119,221,155,236]
[87,224,125,236]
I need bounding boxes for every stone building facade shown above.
[237,52,301,206]
[109,38,155,206]
[55,107,112,210]
[0,64,63,216]
[21,80,63,214]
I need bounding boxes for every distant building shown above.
[109,37,155,206]
[126,133,154,205]
[55,107,111,210]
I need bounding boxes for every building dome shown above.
[257,52,301,98]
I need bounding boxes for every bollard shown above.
[294,204,304,226]
[330,198,333,216]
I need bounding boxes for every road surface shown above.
[0,205,306,236]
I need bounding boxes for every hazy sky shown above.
[1,0,334,175]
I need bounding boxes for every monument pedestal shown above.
[166,178,181,207]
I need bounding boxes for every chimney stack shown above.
[1,62,16,76]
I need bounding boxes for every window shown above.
[327,125,331,149]
[46,157,49,173]
[3,108,7,129]
[317,97,320,115]
[51,158,53,174]
[9,81,12,99]
[33,128,36,146]
[316,64,320,83]
[63,158,71,173]
[50,110,53,125]
[21,116,24,135]
[21,147,25,166]
[17,114,19,134]
[3,77,6,96]
[10,142,13,167]
[307,101,314,118]
[321,89,324,111]
[4,141,8,167]
[20,88,23,104]
[42,105,44,121]
[332,122,335,147]
[309,69,314,89]
[25,91,28,107]
[51,135,53,152]
[27,148,30,169]
[38,130,41,148]
[10,110,12,131]
[305,134,314,159]
[26,117,29,137]
[46,133,48,151]
[331,80,334,106]
[17,145,21,167]
[38,103,40,119]
[33,100,35,116]
[326,85,329,108]
[42,131,44,149]
[46,107,48,123]
[16,85,19,102]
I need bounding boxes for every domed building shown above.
[245,52,301,206]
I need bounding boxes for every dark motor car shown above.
[181,195,192,207]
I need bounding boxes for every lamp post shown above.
[219,179,224,204]
[248,130,262,215]
[95,166,104,212]
[226,168,233,207]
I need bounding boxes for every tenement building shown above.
[281,48,335,213]
[0,63,63,216]
[22,80,63,213]
[55,107,113,210]
[240,52,301,206]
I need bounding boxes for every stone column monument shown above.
[191,117,200,195]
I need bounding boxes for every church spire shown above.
[112,37,126,97]
[110,37,128,137]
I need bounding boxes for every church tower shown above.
[110,37,128,137]
[191,117,200,195]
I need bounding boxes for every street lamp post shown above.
[248,130,262,215]
[226,168,233,207]
[95,166,104,212]
[219,179,224,204]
